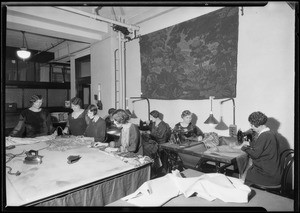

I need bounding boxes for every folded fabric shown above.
[123,170,251,206]
[121,173,181,206]
[184,173,251,203]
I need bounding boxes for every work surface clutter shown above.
[6,132,153,168]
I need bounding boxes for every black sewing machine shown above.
[237,129,255,144]
[139,120,152,131]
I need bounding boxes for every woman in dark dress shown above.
[143,110,171,176]
[62,97,89,136]
[173,110,204,142]
[241,111,282,186]
[84,104,106,142]
[10,94,54,137]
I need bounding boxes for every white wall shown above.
[90,37,118,118]
[88,3,294,149]
[124,2,295,148]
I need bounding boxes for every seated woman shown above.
[241,111,282,187]
[84,104,106,142]
[173,110,204,142]
[143,110,171,176]
[62,97,90,136]
[104,108,116,129]
[148,110,171,145]
[104,108,120,142]
[112,109,143,155]
[10,94,54,138]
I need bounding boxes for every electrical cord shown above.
[6,150,25,176]
[6,126,66,176]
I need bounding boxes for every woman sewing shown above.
[143,110,171,176]
[112,109,143,155]
[241,111,282,186]
[173,110,204,142]
[10,94,54,137]
[62,97,90,136]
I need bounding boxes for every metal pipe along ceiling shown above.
[54,6,140,31]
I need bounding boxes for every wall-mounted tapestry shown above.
[140,7,239,100]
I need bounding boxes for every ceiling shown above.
[4,5,178,63]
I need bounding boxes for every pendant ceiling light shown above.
[204,96,219,125]
[16,31,31,60]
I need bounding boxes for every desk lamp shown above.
[129,96,150,120]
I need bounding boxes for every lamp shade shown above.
[204,113,219,124]
[215,116,229,130]
[17,48,31,59]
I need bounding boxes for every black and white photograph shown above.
[1,1,298,211]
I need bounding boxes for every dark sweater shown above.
[241,130,282,186]
[84,117,106,142]
[10,108,53,138]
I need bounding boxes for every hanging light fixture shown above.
[215,101,229,130]
[204,96,219,125]
[17,31,31,60]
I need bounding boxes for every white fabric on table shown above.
[6,133,57,146]
[123,170,251,206]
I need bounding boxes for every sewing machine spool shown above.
[23,150,43,164]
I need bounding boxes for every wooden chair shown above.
[251,149,294,198]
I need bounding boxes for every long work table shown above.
[160,137,249,175]
[5,135,151,206]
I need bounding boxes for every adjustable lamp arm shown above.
[220,98,235,125]
[130,97,150,120]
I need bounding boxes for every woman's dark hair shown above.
[108,108,116,115]
[248,111,268,128]
[150,110,160,118]
[87,104,98,116]
[70,97,83,108]
[181,110,192,118]
[112,109,130,124]
[29,95,43,106]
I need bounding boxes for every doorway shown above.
[75,55,91,109]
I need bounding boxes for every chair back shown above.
[279,149,294,196]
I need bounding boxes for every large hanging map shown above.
[140,7,239,100]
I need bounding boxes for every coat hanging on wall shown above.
[139,7,239,100]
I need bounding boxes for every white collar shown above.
[258,127,270,137]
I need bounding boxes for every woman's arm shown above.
[151,122,169,143]
[194,125,204,138]
[62,114,71,134]
[127,124,140,152]
[94,118,107,142]
[241,133,271,159]
[45,110,55,134]
[10,114,26,137]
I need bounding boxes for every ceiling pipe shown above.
[46,45,91,63]
[54,6,140,31]
[31,39,66,58]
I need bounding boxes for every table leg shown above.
[162,149,184,173]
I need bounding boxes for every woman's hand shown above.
[241,141,250,146]
[62,128,68,135]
